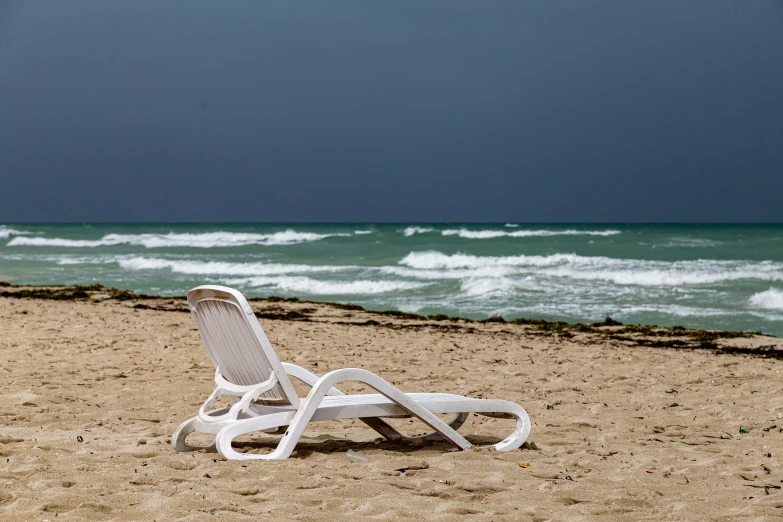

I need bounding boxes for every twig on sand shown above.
[744,484,781,495]
[703,433,733,440]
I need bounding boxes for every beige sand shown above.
[1,291,783,521]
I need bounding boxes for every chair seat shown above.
[250,392,497,421]
[321,392,469,407]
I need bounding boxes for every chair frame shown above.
[172,285,531,460]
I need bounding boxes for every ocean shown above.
[1,223,782,336]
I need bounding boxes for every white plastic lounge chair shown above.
[172,285,531,460]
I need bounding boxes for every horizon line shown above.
[3,221,783,226]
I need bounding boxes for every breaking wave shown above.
[441,228,622,239]
[749,288,783,311]
[227,276,427,295]
[3,223,783,335]
[8,230,353,248]
[399,251,783,286]
[460,277,520,297]
[657,237,724,248]
[118,257,355,276]
[400,251,589,269]
[0,226,30,239]
[403,227,435,236]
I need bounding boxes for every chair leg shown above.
[479,401,531,451]
[359,417,405,441]
[370,402,529,450]
[282,368,472,458]
[397,412,470,442]
[215,412,296,461]
[171,416,216,452]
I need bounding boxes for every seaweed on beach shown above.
[255,297,369,313]
[263,296,302,303]
[0,286,92,301]
[132,303,189,313]
[511,318,572,331]
[592,316,624,327]
[2,284,778,359]
[331,302,366,311]
[108,287,159,300]
[332,319,479,334]
[254,309,314,321]
[715,345,783,359]
[480,316,507,324]
[426,314,452,321]
[1,284,166,302]
[372,309,427,320]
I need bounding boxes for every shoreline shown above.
[1,282,781,359]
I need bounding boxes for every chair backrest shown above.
[187,285,299,406]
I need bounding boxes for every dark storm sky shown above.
[1,1,782,223]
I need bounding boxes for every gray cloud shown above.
[1,0,781,222]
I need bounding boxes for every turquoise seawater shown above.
[1,223,782,336]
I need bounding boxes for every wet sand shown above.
[1,288,782,520]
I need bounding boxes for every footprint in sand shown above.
[445,506,484,515]
[165,458,198,470]
[41,500,114,515]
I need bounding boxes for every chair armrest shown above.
[281,362,344,396]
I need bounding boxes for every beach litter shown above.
[739,427,749,433]
[395,463,429,473]
[346,449,370,463]
[518,463,531,468]
[522,440,540,450]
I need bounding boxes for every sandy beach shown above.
[1,286,783,521]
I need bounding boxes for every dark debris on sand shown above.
[1,283,780,360]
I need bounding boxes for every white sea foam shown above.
[118,257,355,276]
[8,237,111,247]
[56,255,124,265]
[540,265,783,286]
[0,226,30,240]
[442,229,508,239]
[381,264,520,280]
[399,251,587,270]
[516,302,736,319]
[658,237,724,248]
[749,288,783,311]
[399,251,783,286]
[403,226,435,236]
[504,223,519,228]
[227,276,428,295]
[8,230,351,248]
[441,228,621,239]
[5,223,783,334]
[460,277,517,297]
